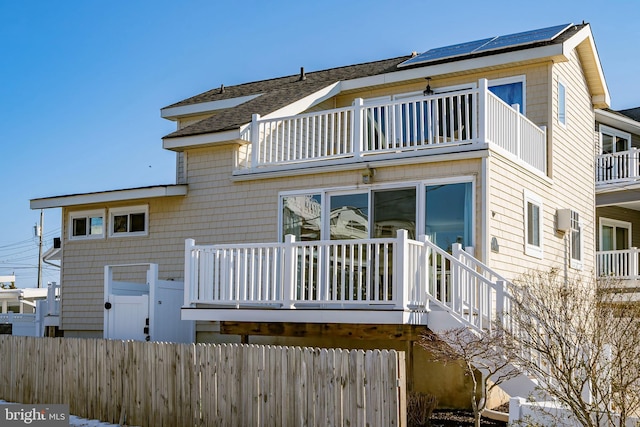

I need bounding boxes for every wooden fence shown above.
[0,336,406,426]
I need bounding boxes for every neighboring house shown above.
[595,107,640,293]
[30,23,610,407]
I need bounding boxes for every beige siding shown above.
[176,152,186,184]
[60,50,599,333]
[61,148,484,333]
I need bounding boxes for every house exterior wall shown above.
[596,206,640,249]
[59,49,599,334]
[595,120,640,151]
[547,49,597,277]
[486,51,596,281]
[60,148,485,335]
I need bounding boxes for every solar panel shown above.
[398,23,573,68]
[475,23,573,53]
[399,37,494,67]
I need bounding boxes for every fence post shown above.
[451,243,464,314]
[184,239,196,308]
[539,125,547,174]
[629,147,638,180]
[395,229,409,310]
[353,98,364,160]
[47,282,57,316]
[478,79,488,143]
[251,113,261,169]
[632,247,639,280]
[512,103,521,159]
[495,280,506,333]
[283,234,297,309]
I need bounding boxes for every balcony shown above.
[182,230,510,331]
[597,248,640,281]
[596,148,640,187]
[235,79,547,174]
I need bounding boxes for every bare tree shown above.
[502,270,640,427]
[418,327,520,427]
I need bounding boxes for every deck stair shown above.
[423,241,545,401]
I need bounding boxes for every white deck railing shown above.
[597,248,640,280]
[184,230,510,332]
[237,79,547,173]
[596,148,640,185]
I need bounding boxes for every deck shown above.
[182,230,510,332]
[234,79,547,175]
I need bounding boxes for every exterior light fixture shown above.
[423,77,434,96]
[362,166,376,184]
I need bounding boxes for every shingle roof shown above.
[162,23,587,141]
[617,107,640,122]
[162,56,410,139]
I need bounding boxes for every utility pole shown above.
[35,209,43,289]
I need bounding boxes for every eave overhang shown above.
[30,185,188,209]
[595,109,640,135]
[160,94,263,120]
[564,25,610,108]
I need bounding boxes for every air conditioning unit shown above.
[557,209,571,233]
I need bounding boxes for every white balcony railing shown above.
[236,79,547,174]
[184,230,510,333]
[596,148,640,185]
[597,248,640,280]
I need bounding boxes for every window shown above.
[599,125,631,154]
[374,188,416,239]
[69,210,105,240]
[425,182,473,251]
[109,205,148,237]
[282,194,321,241]
[489,76,525,114]
[280,179,474,252]
[599,218,631,251]
[329,193,368,240]
[558,80,566,126]
[523,191,543,258]
[570,210,582,268]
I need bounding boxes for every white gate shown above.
[106,294,149,341]
[104,263,194,343]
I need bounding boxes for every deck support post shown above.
[353,98,364,160]
[395,229,409,310]
[184,239,196,308]
[478,79,488,143]
[283,234,297,308]
[251,113,261,168]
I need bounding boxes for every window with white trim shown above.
[523,191,543,258]
[599,125,631,154]
[558,80,566,126]
[570,210,582,269]
[69,210,105,240]
[279,177,475,252]
[488,75,526,114]
[599,218,631,251]
[109,205,148,237]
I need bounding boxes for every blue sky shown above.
[1,0,638,287]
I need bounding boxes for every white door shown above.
[105,295,149,341]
